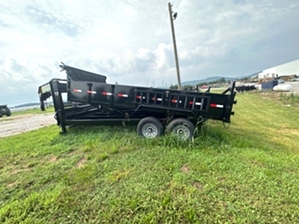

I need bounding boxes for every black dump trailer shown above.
[38,63,237,139]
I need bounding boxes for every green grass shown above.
[0,107,54,122]
[11,106,55,116]
[1,92,299,223]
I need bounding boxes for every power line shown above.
[172,0,177,7]
[173,0,182,10]
[156,11,169,47]
[145,4,171,87]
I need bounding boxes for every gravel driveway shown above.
[0,113,56,138]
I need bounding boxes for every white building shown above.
[258,59,299,79]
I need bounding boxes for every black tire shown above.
[137,117,163,139]
[166,118,195,140]
[0,113,2,118]
[6,110,11,117]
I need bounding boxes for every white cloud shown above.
[0,0,299,105]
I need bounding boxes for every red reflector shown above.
[136,96,141,99]
[210,103,217,108]
[189,101,193,105]
[171,99,177,103]
[73,89,82,93]
[118,94,128,97]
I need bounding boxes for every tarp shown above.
[60,64,107,83]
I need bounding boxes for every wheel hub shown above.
[142,123,158,138]
[174,125,191,140]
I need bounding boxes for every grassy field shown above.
[0,107,54,122]
[11,107,55,116]
[1,92,299,223]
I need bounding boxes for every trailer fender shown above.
[137,117,163,139]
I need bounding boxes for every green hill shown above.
[181,76,238,86]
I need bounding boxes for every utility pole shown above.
[168,2,181,90]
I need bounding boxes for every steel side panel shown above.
[66,79,236,122]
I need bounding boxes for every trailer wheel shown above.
[166,118,195,140]
[137,117,163,139]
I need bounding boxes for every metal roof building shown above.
[258,59,299,79]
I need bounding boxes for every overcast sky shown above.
[1,0,299,106]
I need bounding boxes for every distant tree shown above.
[171,77,230,90]
[238,76,252,82]
[169,84,178,90]
[196,82,208,86]
[219,77,226,83]
[182,84,193,91]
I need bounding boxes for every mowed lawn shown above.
[0,92,299,223]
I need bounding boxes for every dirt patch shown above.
[278,128,299,135]
[49,156,58,163]
[6,181,18,188]
[192,181,203,190]
[0,113,55,138]
[76,157,86,168]
[180,165,190,173]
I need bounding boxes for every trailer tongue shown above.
[38,63,237,139]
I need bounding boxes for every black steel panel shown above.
[38,63,237,133]
[61,63,107,83]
